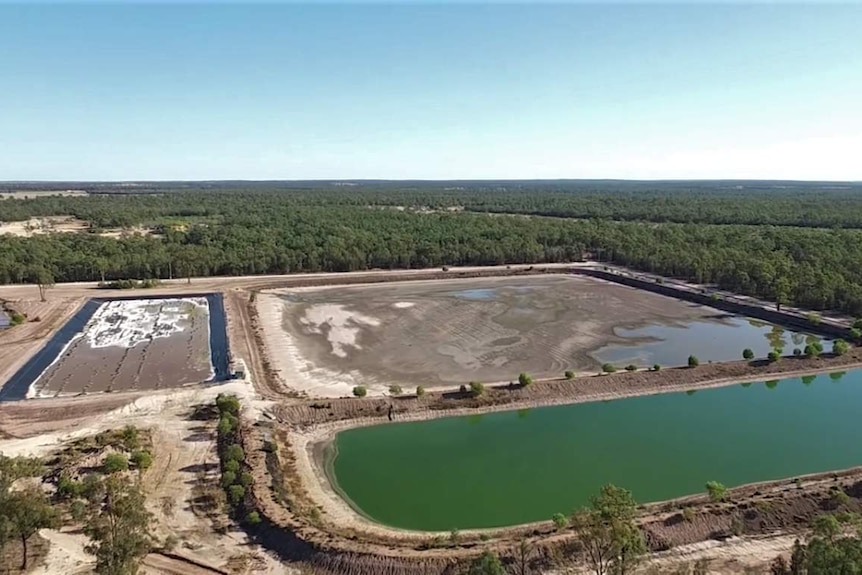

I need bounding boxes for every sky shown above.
[0,2,860,181]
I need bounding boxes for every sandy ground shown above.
[258,275,729,397]
[0,378,293,575]
[0,216,88,236]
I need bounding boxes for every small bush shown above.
[103,452,129,474]
[217,413,238,436]
[601,363,616,374]
[469,381,485,397]
[228,484,246,506]
[10,312,25,325]
[57,474,84,499]
[245,511,262,525]
[130,450,153,470]
[742,348,754,360]
[224,459,240,473]
[564,370,575,380]
[767,351,779,362]
[121,425,140,449]
[793,347,802,356]
[688,355,700,368]
[833,339,849,356]
[239,472,253,487]
[552,512,567,530]
[652,363,661,371]
[682,507,695,522]
[224,444,245,462]
[459,384,468,394]
[518,373,533,387]
[352,385,367,397]
[388,384,403,396]
[216,393,240,416]
[221,470,237,488]
[831,489,851,507]
[415,385,425,397]
[625,364,638,372]
[705,480,728,502]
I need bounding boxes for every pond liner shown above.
[0,292,230,402]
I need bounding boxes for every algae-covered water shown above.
[329,370,862,531]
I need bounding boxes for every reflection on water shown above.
[592,316,830,368]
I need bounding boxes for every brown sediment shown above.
[257,273,801,398]
[29,299,213,397]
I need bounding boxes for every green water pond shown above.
[328,370,860,531]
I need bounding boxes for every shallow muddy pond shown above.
[592,316,826,368]
[328,369,862,530]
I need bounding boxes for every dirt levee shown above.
[262,275,727,396]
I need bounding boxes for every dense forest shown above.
[2,181,862,315]
[3,180,862,228]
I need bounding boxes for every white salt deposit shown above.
[85,297,209,349]
[392,302,415,309]
[299,303,380,358]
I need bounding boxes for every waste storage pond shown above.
[327,369,862,531]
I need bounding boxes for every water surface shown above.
[330,370,861,531]
[592,316,826,367]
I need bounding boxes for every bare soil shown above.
[259,274,738,397]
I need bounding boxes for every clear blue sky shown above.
[1,3,860,181]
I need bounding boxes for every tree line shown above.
[4,181,862,228]
[4,189,862,315]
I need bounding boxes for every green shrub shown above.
[228,484,246,506]
[224,444,244,462]
[216,393,240,416]
[217,413,237,436]
[793,348,802,356]
[552,512,567,530]
[601,363,616,374]
[245,511,262,525]
[130,450,153,470]
[705,480,728,502]
[388,384,403,396]
[469,381,485,397]
[103,452,129,474]
[416,385,425,397]
[121,425,140,449]
[224,459,240,473]
[352,385,367,397]
[767,351,779,362]
[688,355,700,368]
[518,372,533,387]
[833,339,849,356]
[564,370,575,380]
[652,364,661,371]
[625,364,638,372]
[742,348,754,360]
[10,312,25,325]
[56,474,83,499]
[221,470,237,488]
[240,472,253,487]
